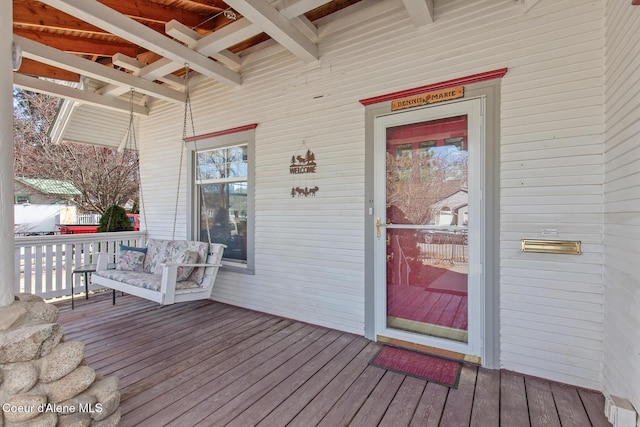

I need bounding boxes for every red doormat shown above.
[370,346,462,388]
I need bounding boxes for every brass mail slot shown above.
[521,239,582,255]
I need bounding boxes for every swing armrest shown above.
[96,252,111,271]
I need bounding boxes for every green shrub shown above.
[98,205,133,232]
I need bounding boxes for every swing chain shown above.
[173,65,212,244]
[105,88,143,232]
[173,68,188,240]
[129,88,148,234]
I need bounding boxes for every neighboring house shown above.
[13,178,81,234]
[430,189,468,226]
[14,177,81,205]
[5,0,640,420]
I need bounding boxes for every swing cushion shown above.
[117,245,147,272]
[176,250,200,281]
[143,239,210,284]
[94,270,200,291]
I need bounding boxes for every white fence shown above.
[76,213,101,224]
[14,231,145,300]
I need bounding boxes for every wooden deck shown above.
[54,293,612,427]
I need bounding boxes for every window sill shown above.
[221,263,254,275]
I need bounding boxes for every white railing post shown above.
[0,0,15,306]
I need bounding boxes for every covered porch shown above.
[56,292,611,427]
[3,0,640,425]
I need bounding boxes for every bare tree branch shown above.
[13,89,139,214]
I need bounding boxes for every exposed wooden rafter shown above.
[16,35,185,103]
[14,0,109,35]
[12,0,362,104]
[96,0,214,29]
[100,0,332,97]
[165,20,242,69]
[225,0,318,63]
[16,58,80,82]
[13,73,149,115]
[112,53,185,90]
[37,0,241,86]
[13,28,139,58]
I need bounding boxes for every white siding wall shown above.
[139,0,605,388]
[498,1,605,390]
[603,1,640,413]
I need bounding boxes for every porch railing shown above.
[14,231,146,300]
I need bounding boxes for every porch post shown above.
[0,0,15,306]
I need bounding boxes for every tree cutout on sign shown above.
[291,149,316,166]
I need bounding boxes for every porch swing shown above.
[91,66,226,305]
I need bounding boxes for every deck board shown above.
[470,367,500,426]
[226,333,357,426]
[551,382,595,427]
[526,376,562,427]
[378,376,426,427]
[284,342,381,427]
[439,365,477,425]
[409,381,449,426]
[54,293,612,427]
[201,330,347,425]
[501,370,531,427]
[579,389,613,427]
[349,370,405,426]
[254,338,371,426]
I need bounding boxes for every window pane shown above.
[197,146,248,180]
[227,146,248,178]
[199,182,247,263]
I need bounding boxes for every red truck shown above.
[56,214,140,235]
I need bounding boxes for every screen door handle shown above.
[376,216,385,238]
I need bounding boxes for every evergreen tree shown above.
[98,205,133,232]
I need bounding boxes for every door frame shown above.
[362,78,502,368]
[374,98,484,357]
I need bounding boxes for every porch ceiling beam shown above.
[193,17,260,57]
[224,0,318,63]
[193,0,330,57]
[402,0,434,27]
[16,35,184,103]
[278,0,333,18]
[13,73,149,116]
[101,0,329,97]
[165,20,242,69]
[290,15,318,42]
[37,0,241,87]
[112,53,185,90]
